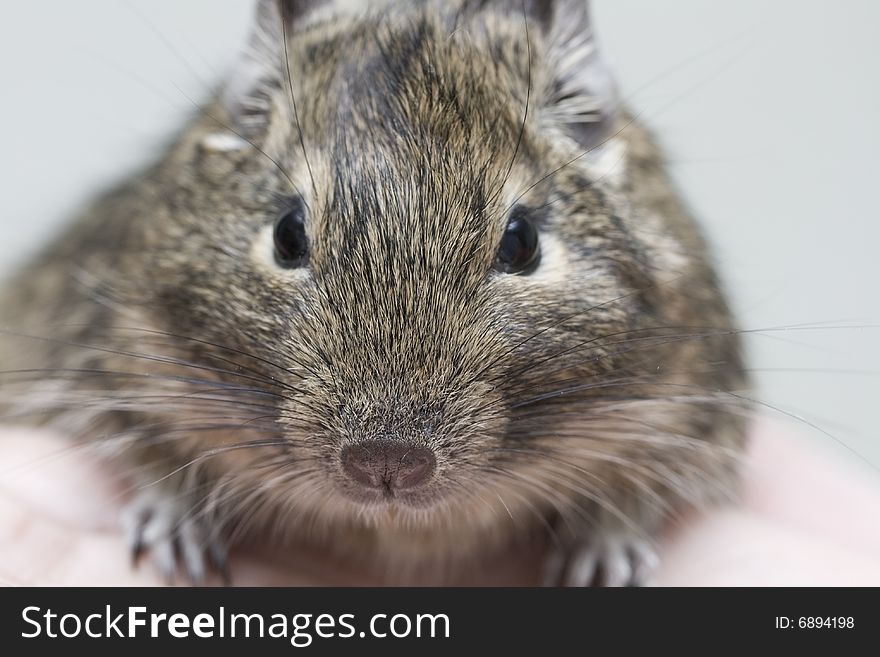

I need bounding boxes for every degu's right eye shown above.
[493,205,540,275]
[273,196,309,268]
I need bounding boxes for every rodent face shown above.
[132,1,744,538]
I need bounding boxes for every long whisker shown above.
[279,0,317,202]
[485,0,531,213]
[0,328,300,394]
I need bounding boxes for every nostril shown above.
[340,444,382,488]
[393,446,435,489]
[340,440,436,492]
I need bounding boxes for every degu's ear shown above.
[220,0,337,137]
[524,0,619,149]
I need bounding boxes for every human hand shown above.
[1,421,877,586]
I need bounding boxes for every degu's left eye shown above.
[493,206,540,275]
[273,196,309,268]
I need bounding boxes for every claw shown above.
[546,534,659,587]
[124,507,150,566]
[208,541,232,586]
[121,490,229,586]
[130,531,146,567]
[178,519,206,585]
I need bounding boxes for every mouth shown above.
[336,480,446,510]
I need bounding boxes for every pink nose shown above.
[341,440,435,491]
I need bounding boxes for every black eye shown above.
[493,206,540,274]
[273,197,309,268]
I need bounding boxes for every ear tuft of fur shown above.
[535,0,619,148]
[220,0,335,137]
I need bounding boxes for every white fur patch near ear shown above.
[582,136,628,189]
[199,132,251,154]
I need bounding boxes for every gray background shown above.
[1,1,877,464]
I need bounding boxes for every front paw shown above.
[121,486,229,585]
[543,533,659,587]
